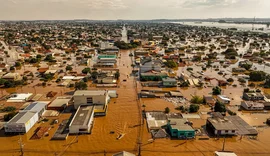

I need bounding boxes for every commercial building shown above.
[5,102,47,133]
[167,118,195,139]
[48,96,72,111]
[73,90,110,109]
[69,105,95,134]
[241,101,264,110]
[243,92,264,101]
[146,112,167,130]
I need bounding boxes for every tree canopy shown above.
[214,101,226,113]
[249,71,266,81]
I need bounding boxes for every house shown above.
[206,112,237,136]
[203,96,215,106]
[1,73,22,81]
[46,91,57,98]
[7,93,33,102]
[73,90,110,110]
[243,92,264,101]
[5,102,47,133]
[167,118,195,139]
[69,105,95,134]
[217,95,231,104]
[241,101,264,110]
[146,112,167,130]
[218,80,228,86]
[112,151,135,156]
[162,77,177,87]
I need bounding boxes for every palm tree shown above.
[142,104,146,112]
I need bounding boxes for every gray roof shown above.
[49,97,71,108]
[8,111,37,124]
[168,118,194,131]
[23,102,47,113]
[162,77,177,82]
[227,116,258,135]
[207,113,237,131]
[69,105,94,126]
[73,90,107,96]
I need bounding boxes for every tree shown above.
[75,81,87,90]
[10,66,15,71]
[1,106,16,112]
[15,62,21,67]
[66,65,73,71]
[190,95,204,104]
[164,107,170,114]
[214,101,226,113]
[212,86,222,95]
[4,81,13,88]
[4,112,17,121]
[114,71,120,80]
[82,68,91,74]
[44,54,54,62]
[189,104,200,113]
[241,64,252,70]
[164,60,178,68]
[249,71,266,81]
[227,78,234,82]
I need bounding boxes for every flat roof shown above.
[70,105,94,126]
[8,111,36,124]
[168,118,194,131]
[215,151,237,156]
[7,93,33,102]
[207,113,237,131]
[49,97,71,108]
[73,90,107,96]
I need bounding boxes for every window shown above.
[225,130,228,133]
[86,97,93,104]
[232,130,235,133]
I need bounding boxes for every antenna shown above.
[222,136,226,151]
[252,17,256,31]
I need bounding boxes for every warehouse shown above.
[5,102,47,133]
[73,90,110,109]
[48,96,72,111]
[69,105,95,134]
[5,111,38,134]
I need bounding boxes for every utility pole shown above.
[18,134,25,156]
[222,136,226,152]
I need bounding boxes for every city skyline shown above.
[0,0,270,20]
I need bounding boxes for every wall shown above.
[74,95,108,109]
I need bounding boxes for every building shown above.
[206,112,237,136]
[167,118,195,139]
[146,112,167,130]
[7,93,33,102]
[203,96,215,106]
[48,96,72,111]
[5,102,47,133]
[217,95,231,104]
[232,68,246,73]
[112,151,135,156]
[69,105,95,134]
[1,73,22,81]
[140,72,168,81]
[243,92,264,101]
[162,77,177,87]
[73,90,110,109]
[215,151,237,156]
[241,101,264,110]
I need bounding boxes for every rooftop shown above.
[168,118,194,131]
[207,113,237,131]
[73,90,107,96]
[69,105,94,126]
[49,96,71,108]
[8,111,37,124]
[23,102,47,112]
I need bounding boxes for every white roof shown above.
[215,151,237,156]
[7,111,37,124]
[7,93,33,102]
[218,95,231,101]
[73,90,107,96]
[62,76,75,80]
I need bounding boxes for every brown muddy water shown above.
[0,50,270,156]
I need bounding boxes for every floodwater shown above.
[173,22,270,33]
[0,50,270,156]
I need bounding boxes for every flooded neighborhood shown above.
[0,17,270,156]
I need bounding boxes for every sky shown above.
[0,0,269,20]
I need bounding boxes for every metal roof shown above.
[8,111,37,124]
[23,102,47,113]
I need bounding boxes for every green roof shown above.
[98,55,117,59]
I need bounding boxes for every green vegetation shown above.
[0,78,25,88]
[249,71,266,81]
[82,68,91,74]
[214,101,226,113]
[212,86,222,95]
[114,71,120,80]
[75,81,87,90]
[227,78,234,82]
[190,95,204,104]
[180,81,189,87]
[1,106,16,112]
[4,112,17,121]
[66,65,73,71]
[164,60,178,68]
[44,54,55,62]
[241,64,252,70]
[164,107,170,114]
[15,62,21,67]
[189,104,200,113]
[114,40,141,49]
